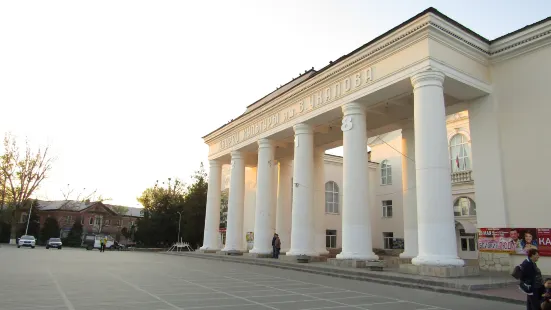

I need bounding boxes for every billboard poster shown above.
[478,228,551,256]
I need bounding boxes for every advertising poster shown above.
[478,228,550,256]
[246,232,254,250]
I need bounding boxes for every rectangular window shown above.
[116,220,121,226]
[95,217,102,226]
[105,219,110,226]
[89,217,94,225]
[81,217,84,225]
[383,232,394,249]
[382,200,393,218]
[326,230,337,248]
[459,229,477,252]
[66,216,72,224]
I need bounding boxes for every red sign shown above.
[537,229,551,256]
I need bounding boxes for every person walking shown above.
[271,233,277,258]
[273,234,281,259]
[99,237,105,252]
[519,248,543,310]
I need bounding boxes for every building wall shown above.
[483,44,551,272]
[368,131,404,250]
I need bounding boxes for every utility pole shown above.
[24,202,34,235]
[177,211,183,243]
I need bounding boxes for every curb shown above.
[165,252,523,306]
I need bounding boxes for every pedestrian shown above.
[271,233,277,258]
[519,248,543,310]
[273,234,281,259]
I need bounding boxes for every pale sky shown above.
[0,0,549,208]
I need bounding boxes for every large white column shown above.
[410,70,463,267]
[287,123,317,256]
[222,151,246,252]
[399,124,418,259]
[276,157,292,253]
[200,160,223,250]
[314,148,329,255]
[250,139,277,254]
[337,102,378,260]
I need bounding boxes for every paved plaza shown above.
[0,246,522,310]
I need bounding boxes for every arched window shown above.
[381,160,392,185]
[325,181,339,214]
[453,197,476,217]
[449,134,471,172]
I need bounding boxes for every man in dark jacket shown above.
[271,233,277,258]
[519,248,543,310]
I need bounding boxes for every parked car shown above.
[17,235,36,248]
[46,238,63,249]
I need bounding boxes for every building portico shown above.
[199,7,551,275]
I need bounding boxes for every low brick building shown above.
[21,200,143,243]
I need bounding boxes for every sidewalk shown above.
[165,251,525,305]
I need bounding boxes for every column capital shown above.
[208,160,222,168]
[230,150,244,159]
[341,102,365,116]
[257,138,275,149]
[410,70,445,90]
[293,123,313,135]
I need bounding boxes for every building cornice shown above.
[203,8,551,146]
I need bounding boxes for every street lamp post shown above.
[177,211,183,243]
[25,203,34,235]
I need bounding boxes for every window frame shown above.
[459,229,477,252]
[449,134,471,173]
[324,181,339,214]
[382,200,393,218]
[326,230,337,249]
[383,232,394,249]
[381,160,392,185]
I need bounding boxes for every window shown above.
[326,230,337,248]
[383,232,394,249]
[381,160,392,185]
[115,220,121,226]
[89,217,94,225]
[81,217,84,225]
[129,221,134,228]
[95,217,102,226]
[453,197,476,217]
[105,219,110,226]
[459,229,477,252]
[449,134,471,172]
[324,181,339,214]
[65,216,72,224]
[382,200,393,218]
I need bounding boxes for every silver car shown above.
[17,235,36,248]
[46,238,62,249]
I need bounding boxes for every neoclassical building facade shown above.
[200,8,551,272]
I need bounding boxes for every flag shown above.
[456,155,460,169]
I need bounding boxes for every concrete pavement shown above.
[0,245,523,309]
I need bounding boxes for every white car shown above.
[17,235,36,248]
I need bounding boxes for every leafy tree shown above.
[0,133,53,242]
[65,216,83,247]
[40,217,60,242]
[135,164,208,248]
[220,189,228,229]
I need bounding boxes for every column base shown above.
[218,250,244,256]
[197,249,219,254]
[399,264,479,278]
[412,255,464,267]
[249,248,272,255]
[245,253,273,258]
[327,258,384,270]
[280,254,327,263]
[399,252,417,259]
[336,252,379,260]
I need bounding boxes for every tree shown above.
[0,133,54,242]
[60,184,111,202]
[65,216,83,247]
[220,189,229,229]
[180,163,208,248]
[40,217,60,242]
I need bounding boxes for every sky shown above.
[0,0,549,208]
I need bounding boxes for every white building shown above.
[199,7,551,275]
